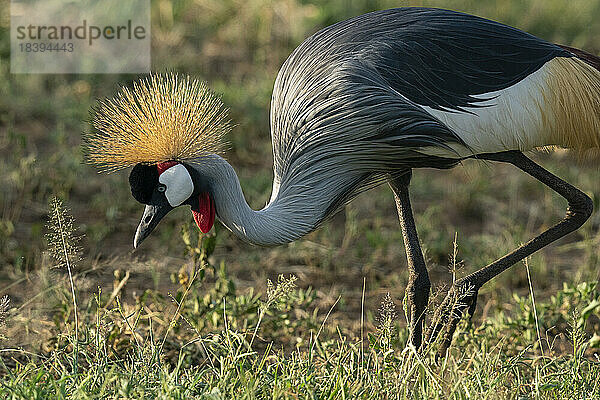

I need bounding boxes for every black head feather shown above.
[129,164,158,204]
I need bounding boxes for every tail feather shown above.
[558,44,600,72]
[544,56,600,150]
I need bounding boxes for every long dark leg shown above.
[389,170,431,349]
[425,151,593,357]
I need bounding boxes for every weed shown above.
[376,292,397,352]
[0,295,9,342]
[45,197,81,373]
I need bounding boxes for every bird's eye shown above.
[157,184,166,193]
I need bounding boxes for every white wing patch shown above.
[159,164,194,207]
[419,60,556,158]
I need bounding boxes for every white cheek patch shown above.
[159,164,194,207]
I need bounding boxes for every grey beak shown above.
[133,204,171,249]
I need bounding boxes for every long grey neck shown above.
[189,155,318,246]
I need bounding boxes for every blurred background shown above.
[1,0,600,356]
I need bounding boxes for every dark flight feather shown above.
[316,8,570,112]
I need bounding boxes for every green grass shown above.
[1,213,600,398]
[1,0,600,398]
[2,205,600,399]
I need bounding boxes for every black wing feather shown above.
[315,8,570,111]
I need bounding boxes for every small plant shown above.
[263,274,298,312]
[569,309,588,361]
[448,232,465,284]
[377,292,398,352]
[250,274,298,348]
[0,295,9,342]
[45,197,82,373]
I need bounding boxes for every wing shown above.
[354,8,569,112]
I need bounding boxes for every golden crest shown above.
[84,73,230,172]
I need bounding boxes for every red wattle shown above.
[192,192,215,233]
[157,161,178,174]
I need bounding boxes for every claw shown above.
[423,280,480,358]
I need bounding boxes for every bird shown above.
[84,7,600,357]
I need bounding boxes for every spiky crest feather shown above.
[84,73,230,172]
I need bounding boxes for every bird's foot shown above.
[424,278,479,359]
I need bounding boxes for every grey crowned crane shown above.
[84,8,600,356]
